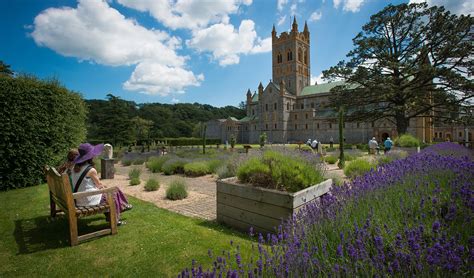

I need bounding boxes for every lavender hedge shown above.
[180,143,473,277]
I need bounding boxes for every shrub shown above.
[144,178,160,191]
[326,147,336,152]
[128,168,141,180]
[184,161,211,177]
[146,156,169,173]
[356,143,369,151]
[324,155,338,164]
[343,158,376,179]
[344,154,355,161]
[129,177,140,186]
[395,134,420,147]
[0,75,87,190]
[132,158,146,165]
[237,150,325,192]
[162,158,187,175]
[122,159,133,166]
[207,159,221,173]
[377,150,408,166]
[166,179,188,200]
[259,132,267,147]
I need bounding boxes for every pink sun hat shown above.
[74,143,104,164]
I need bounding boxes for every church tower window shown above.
[298,48,303,62]
[287,102,290,110]
[304,50,308,64]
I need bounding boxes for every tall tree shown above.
[323,3,473,135]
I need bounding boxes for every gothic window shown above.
[298,48,303,62]
[439,132,442,137]
[287,102,290,110]
[301,103,304,109]
[295,124,297,130]
[459,132,462,137]
[254,125,257,130]
[317,123,320,129]
[265,104,268,111]
[292,104,295,110]
[269,88,272,93]
[274,123,277,129]
[274,103,277,110]
[329,123,332,129]
[288,79,291,88]
[305,124,308,130]
[304,50,308,64]
[371,121,375,128]
[287,50,293,61]
[265,124,268,130]
[434,132,438,138]
[290,51,293,61]
[311,102,314,108]
[252,109,255,115]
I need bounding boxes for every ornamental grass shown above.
[180,143,474,277]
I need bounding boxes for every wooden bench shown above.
[45,166,118,246]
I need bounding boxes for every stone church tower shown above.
[272,17,310,96]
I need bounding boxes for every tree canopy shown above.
[323,3,473,134]
[86,95,245,145]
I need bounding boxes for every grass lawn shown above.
[0,185,252,277]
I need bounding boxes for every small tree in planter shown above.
[259,132,267,148]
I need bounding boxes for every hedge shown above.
[0,75,87,190]
[158,137,221,146]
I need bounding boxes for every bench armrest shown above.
[73,187,117,199]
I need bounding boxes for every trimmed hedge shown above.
[159,137,220,146]
[0,75,87,190]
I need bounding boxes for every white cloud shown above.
[409,0,473,15]
[311,73,325,85]
[124,62,204,96]
[186,20,271,66]
[290,3,298,15]
[277,0,289,12]
[31,0,203,96]
[277,15,287,26]
[117,0,252,30]
[171,97,180,103]
[309,11,322,22]
[333,0,366,13]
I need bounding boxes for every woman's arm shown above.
[87,168,105,189]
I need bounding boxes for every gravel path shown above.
[101,158,350,221]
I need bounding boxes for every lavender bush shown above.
[180,143,473,277]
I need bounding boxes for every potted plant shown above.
[217,150,332,233]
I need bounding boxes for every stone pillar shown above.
[101,158,115,179]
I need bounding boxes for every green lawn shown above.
[0,185,252,277]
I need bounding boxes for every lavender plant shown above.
[180,143,473,277]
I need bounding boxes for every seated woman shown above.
[70,143,131,225]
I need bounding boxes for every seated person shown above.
[70,143,132,225]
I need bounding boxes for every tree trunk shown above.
[395,112,409,135]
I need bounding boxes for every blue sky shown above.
[0,0,471,107]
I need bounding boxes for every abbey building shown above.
[207,18,436,144]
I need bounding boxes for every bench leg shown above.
[68,213,79,246]
[106,192,118,235]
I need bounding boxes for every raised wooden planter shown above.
[217,178,332,233]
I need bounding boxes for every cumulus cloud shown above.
[124,62,204,95]
[117,0,252,30]
[409,0,473,15]
[31,0,202,96]
[311,73,325,85]
[333,0,366,13]
[186,20,271,66]
[309,11,322,22]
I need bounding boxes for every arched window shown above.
[304,50,307,64]
[287,50,293,61]
[298,48,302,62]
[277,53,282,63]
[287,102,290,110]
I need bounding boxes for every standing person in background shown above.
[311,139,319,150]
[368,137,379,155]
[329,137,334,148]
[384,137,393,154]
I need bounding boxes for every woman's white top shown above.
[70,164,102,206]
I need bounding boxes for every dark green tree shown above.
[324,3,473,135]
[0,61,14,76]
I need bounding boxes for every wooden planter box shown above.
[217,178,332,233]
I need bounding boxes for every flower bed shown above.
[181,143,474,277]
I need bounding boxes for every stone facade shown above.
[206,19,460,145]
